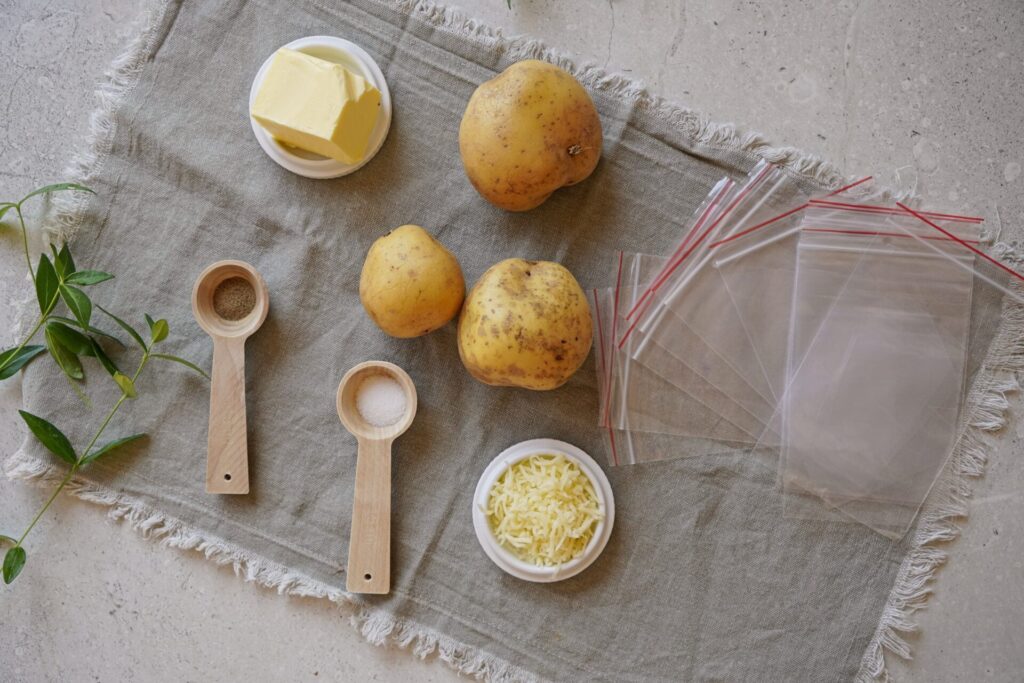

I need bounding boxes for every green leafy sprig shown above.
[3,184,114,385]
[0,184,208,584]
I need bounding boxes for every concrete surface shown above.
[2,0,1022,680]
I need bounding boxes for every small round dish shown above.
[248,35,392,179]
[472,438,614,583]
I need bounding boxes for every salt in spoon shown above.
[336,361,417,594]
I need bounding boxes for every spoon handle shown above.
[347,438,391,594]
[205,336,250,494]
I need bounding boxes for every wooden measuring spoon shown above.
[192,260,269,495]
[337,361,417,594]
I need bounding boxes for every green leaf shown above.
[46,323,119,376]
[89,339,119,377]
[3,546,26,584]
[45,322,92,355]
[35,254,59,314]
[144,314,170,344]
[44,326,84,381]
[49,316,124,347]
[18,410,76,464]
[0,203,15,221]
[97,305,146,350]
[65,270,113,286]
[19,183,94,205]
[58,243,76,275]
[150,319,169,344]
[59,284,92,328]
[0,345,46,380]
[80,433,146,465]
[113,372,136,398]
[52,243,76,279]
[151,353,210,380]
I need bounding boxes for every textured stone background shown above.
[1,1,1022,680]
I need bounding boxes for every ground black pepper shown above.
[213,277,256,321]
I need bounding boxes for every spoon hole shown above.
[224,473,232,481]
[364,573,372,581]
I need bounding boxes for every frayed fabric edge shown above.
[392,0,848,191]
[10,0,544,679]
[854,276,1024,682]
[354,607,543,683]
[3,450,349,602]
[10,0,1016,681]
[2,449,544,682]
[41,1,170,245]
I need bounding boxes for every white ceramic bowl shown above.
[472,438,615,583]
[248,35,392,179]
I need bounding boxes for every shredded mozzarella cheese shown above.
[486,453,603,566]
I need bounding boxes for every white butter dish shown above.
[248,35,392,179]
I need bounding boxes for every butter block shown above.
[251,48,382,165]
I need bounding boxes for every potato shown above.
[458,258,592,390]
[360,225,465,338]
[459,60,603,212]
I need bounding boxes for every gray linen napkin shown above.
[11,1,951,680]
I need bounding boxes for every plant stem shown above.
[14,204,35,283]
[4,315,45,361]
[0,290,61,375]
[15,466,76,546]
[81,395,129,460]
[13,348,150,549]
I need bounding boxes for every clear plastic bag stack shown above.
[592,164,870,466]
[592,252,756,466]
[590,161,1024,540]
[710,178,880,403]
[617,162,793,442]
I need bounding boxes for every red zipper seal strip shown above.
[591,287,618,466]
[896,202,1024,284]
[801,227,981,245]
[707,176,873,249]
[812,199,983,223]
[625,179,734,321]
[618,164,774,347]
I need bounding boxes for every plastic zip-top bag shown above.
[592,167,869,466]
[591,253,756,466]
[709,177,878,404]
[768,200,1012,538]
[891,201,1024,423]
[619,161,797,437]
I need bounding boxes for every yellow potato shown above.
[459,60,603,212]
[360,225,465,338]
[458,258,592,390]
